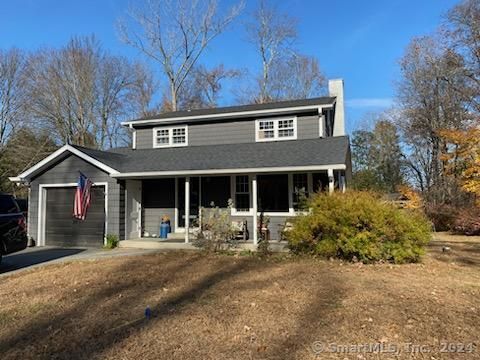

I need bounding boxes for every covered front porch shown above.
[120,168,347,247]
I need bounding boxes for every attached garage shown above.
[44,186,106,247]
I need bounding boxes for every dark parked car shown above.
[0,193,28,264]
[15,198,28,219]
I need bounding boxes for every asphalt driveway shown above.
[0,246,160,276]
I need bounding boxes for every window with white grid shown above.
[255,117,296,142]
[153,126,188,147]
[172,127,186,144]
[235,175,250,212]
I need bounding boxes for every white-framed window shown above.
[153,126,188,148]
[234,175,250,212]
[255,117,297,142]
[292,173,309,211]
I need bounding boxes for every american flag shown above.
[74,172,93,220]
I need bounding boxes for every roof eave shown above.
[122,103,335,127]
[11,144,120,183]
[111,164,347,179]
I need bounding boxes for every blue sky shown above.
[0,0,459,132]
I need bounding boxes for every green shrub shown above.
[104,234,119,249]
[286,191,432,263]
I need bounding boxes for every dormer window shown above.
[153,126,188,148]
[255,117,297,142]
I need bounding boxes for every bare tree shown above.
[118,0,244,112]
[25,36,153,149]
[445,0,480,116]
[268,54,326,100]
[245,0,297,103]
[0,128,57,193]
[0,48,27,148]
[244,0,325,103]
[128,62,160,118]
[396,35,471,202]
[171,64,241,111]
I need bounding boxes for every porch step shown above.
[167,232,187,240]
[119,239,196,250]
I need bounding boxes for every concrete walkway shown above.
[0,246,162,277]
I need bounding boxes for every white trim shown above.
[121,103,335,126]
[112,164,347,178]
[231,174,254,216]
[129,124,137,150]
[37,182,108,247]
[252,175,258,245]
[185,177,190,243]
[255,116,297,142]
[288,173,294,214]
[260,211,296,217]
[174,178,178,232]
[198,177,202,228]
[137,182,142,238]
[328,168,334,194]
[14,144,119,181]
[319,115,325,138]
[152,125,188,148]
[124,186,128,240]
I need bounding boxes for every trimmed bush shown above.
[286,191,432,263]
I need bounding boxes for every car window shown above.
[0,195,20,214]
[15,199,28,212]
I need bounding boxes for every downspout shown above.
[129,124,136,150]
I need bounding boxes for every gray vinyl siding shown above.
[135,115,320,149]
[28,154,122,244]
[189,121,254,146]
[135,128,153,149]
[297,116,320,139]
[142,208,176,235]
[268,216,295,241]
[141,178,176,236]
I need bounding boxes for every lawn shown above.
[0,233,479,359]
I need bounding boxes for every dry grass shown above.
[0,234,479,359]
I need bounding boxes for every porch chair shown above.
[232,219,249,241]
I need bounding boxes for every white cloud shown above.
[346,98,393,109]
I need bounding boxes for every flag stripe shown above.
[74,173,93,220]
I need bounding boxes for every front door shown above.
[177,177,200,229]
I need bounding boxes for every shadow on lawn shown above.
[264,268,346,360]
[0,252,285,359]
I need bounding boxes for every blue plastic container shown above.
[160,223,169,239]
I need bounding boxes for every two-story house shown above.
[10,79,352,248]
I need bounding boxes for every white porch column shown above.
[288,173,294,214]
[252,175,258,245]
[185,177,190,243]
[328,169,334,194]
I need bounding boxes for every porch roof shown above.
[73,136,350,177]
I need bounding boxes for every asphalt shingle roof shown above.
[131,97,336,122]
[72,136,350,174]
